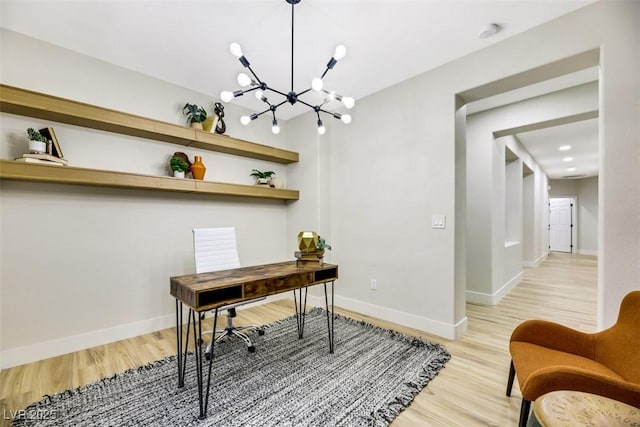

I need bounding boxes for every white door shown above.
[549,198,573,252]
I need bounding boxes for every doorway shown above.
[549,197,574,252]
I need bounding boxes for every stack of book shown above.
[15,153,68,166]
[294,251,324,267]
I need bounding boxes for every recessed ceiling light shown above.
[478,23,502,39]
[567,167,576,172]
[559,145,571,151]
[563,156,574,162]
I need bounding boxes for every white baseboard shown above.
[306,294,466,340]
[0,295,284,370]
[466,271,523,305]
[1,313,176,370]
[523,252,548,268]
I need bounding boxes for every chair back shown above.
[193,227,241,274]
[595,291,640,383]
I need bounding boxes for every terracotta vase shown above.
[191,156,206,180]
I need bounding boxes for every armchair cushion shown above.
[509,342,636,404]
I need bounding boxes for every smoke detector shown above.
[479,23,502,39]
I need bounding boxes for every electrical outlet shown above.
[370,279,377,290]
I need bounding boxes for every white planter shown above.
[28,139,47,154]
[173,170,185,178]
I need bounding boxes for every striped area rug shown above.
[14,308,450,426]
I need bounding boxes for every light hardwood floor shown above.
[0,252,597,426]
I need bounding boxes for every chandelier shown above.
[220,0,354,135]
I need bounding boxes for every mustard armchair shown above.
[506,290,640,427]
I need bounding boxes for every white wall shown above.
[0,30,295,368]
[301,0,639,334]
[549,176,599,255]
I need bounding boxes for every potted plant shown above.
[170,155,190,178]
[318,236,332,252]
[182,103,208,130]
[250,169,275,186]
[27,128,48,153]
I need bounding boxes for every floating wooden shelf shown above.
[0,84,299,164]
[0,160,299,201]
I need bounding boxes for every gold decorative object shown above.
[298,231,319,253]
[296,231,324,267]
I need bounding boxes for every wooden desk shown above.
[170,261,339,419]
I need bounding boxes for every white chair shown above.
[193,227,265,358]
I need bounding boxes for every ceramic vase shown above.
[173,170,185,178]
[191,156,206,180]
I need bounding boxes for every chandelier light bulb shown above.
[220,91,234,102]
[255,90,265,101]
[240,115,251,125]
[341,114,352,124]
[237,73,252,87]
[271,119,280,134]
[311,78,324,92]
[342,96,355,109]
[229,42,243,58]
[317,120,326,135]
[334,45,347,60]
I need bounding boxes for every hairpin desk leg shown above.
[193,310,205,419]
[293,287,309,339]
[324,280,335,353]
[176,300,184,388]
[203,308,218,417]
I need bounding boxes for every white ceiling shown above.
[468,67,600,179]
[0,0,599,179]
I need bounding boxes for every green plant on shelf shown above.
[182,103,208,124]
[27,128,47,142]
[170,156,190,173]
[250,169,275,179]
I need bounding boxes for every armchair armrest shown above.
[522,365,640,407]
[510,319,595,358]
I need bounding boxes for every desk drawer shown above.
[244,272,314,298]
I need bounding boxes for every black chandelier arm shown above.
[273,99,289,109]
[255,106,274,119]
[296,100,338,119]
[320,66,332,79]
[296,98,317,110]
[233,86,261,98]
[265,87,290,99]
[248,66,265,85]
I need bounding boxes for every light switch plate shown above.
[432,214,446,229]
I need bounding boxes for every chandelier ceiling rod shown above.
[220,0,354,135]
